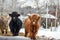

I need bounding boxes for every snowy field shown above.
[0,36,31,40]
[0,26,60,40]
[19,25,60,40]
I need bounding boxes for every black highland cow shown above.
[9,12,22,36]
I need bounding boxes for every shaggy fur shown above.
[9,12,22,36]
[24,14,41,40]
[0,15,10,36]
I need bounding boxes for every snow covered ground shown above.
[0,36,31,40]
[6,24,60,40]
[20,25,60,39]
[0,26,60,40]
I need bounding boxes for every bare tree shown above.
[34,0,39,14]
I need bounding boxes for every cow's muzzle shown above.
[33,22,35,24]
[13,17,15,19]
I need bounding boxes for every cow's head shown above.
[9,12,20,22]
[29,14,40,25]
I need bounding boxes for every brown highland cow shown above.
[24,14,41,40]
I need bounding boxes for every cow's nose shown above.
[13,17,15,19]
[33,22,35,24]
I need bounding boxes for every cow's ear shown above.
[9,14,12,17]
[17,14,20,17]
[29,16,31,20]
[37,16,40,21]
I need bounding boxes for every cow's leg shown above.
[30,32,37,40]
[13,27,20,36]
[13,33,18,36]
[5,26,8,36]
[32,33,37,40]
[13,28,17,36]
[30,27,38,40]
[11,28,15,36]
[25,30,28,37]
[5,29,8,36]
[15,28,20,36]
[29,31,31,38]
[29,32,36,40]
[33,26,39,40]
[1,30,4,36]
[11,28,18,36]
[30,27,36,39]
[29,27,34,39]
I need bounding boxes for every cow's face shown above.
[12,17,17,22]
[9,14,20,22]
[29,14,40,25]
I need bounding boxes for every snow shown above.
[18,15,29,22]
[56,25,60,32]
[19,25,60,39]
[37,28,60,39]
[0,26,59,39]
[41,14,57,19]
[0,36,31,40]
[19,28,25,33]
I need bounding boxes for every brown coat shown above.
[24,14,41,40]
